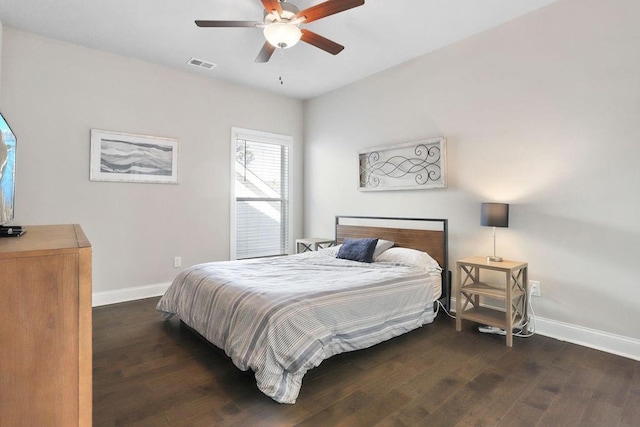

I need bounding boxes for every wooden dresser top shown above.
[0,224,90,258]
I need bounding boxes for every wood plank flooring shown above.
[93,298,640,426]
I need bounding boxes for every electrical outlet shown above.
[173,256,182,268]
[529,280,541,297]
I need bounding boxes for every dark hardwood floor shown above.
[93,298,640,426]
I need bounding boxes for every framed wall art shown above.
[359,137,447,191]
[90,129,179,184]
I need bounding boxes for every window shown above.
[231,128,291,259]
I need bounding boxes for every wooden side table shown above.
[455,256,528,347]
[296,238,335,253]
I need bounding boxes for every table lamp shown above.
[481,202,509,262]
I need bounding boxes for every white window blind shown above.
[233,133,289,259]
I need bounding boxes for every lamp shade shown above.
[481,203,509,227]
[263,23,302,49]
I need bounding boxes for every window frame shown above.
[230,127,293,260]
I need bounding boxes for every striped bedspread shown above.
[156,250,441,404]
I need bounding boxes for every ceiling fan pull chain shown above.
[277,48,286,85]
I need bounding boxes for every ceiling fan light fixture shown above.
[263,22,302,49]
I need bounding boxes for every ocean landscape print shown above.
[0,114,16,224]
[90,130,178,184]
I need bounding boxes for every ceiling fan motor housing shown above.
[264,2,300,24]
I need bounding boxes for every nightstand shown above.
[296,238,335,253]
[455,256,528,347]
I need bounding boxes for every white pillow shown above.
[317,239,394,258]
[375,247,442,272]
[373,239,395,258]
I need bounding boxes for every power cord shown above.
[435,299,456,319]
[514,299,536,337]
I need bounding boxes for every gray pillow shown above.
[337,238,379,263]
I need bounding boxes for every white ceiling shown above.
[0,0,557,100]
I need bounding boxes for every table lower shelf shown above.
[457,306,522,330]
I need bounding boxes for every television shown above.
[0,111,17,226]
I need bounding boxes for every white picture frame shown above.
[90,129,179,184]
[359,137,447,191]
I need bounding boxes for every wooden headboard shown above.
[335,215,450,309]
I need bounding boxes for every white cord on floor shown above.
[435,299,456,319]
[513,298,536,337]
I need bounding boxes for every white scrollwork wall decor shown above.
[359,137,447,191]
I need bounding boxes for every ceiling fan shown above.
[195,0,365,63]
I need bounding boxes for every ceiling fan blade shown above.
[261,0,283,15]
[255,41,276,63]
[297,0,365,24]
[300,29,344,55]
[195,20,262,28]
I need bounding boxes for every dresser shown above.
[0,225,92,426]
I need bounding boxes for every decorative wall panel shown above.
[359,137,446,191]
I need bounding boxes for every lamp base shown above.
[486,255,503,262]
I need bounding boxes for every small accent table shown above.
[296,238,335,253]
[455,256,529,347]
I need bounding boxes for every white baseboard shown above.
[92,282,171,307]
[534,317,640,361]
[450,298,640,361]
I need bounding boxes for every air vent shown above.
[187,57,216,70]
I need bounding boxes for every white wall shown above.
[304,0,640,347]
[0,27,303,296]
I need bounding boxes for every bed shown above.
[156,216,449,403]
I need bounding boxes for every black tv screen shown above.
[0,111,16,225]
